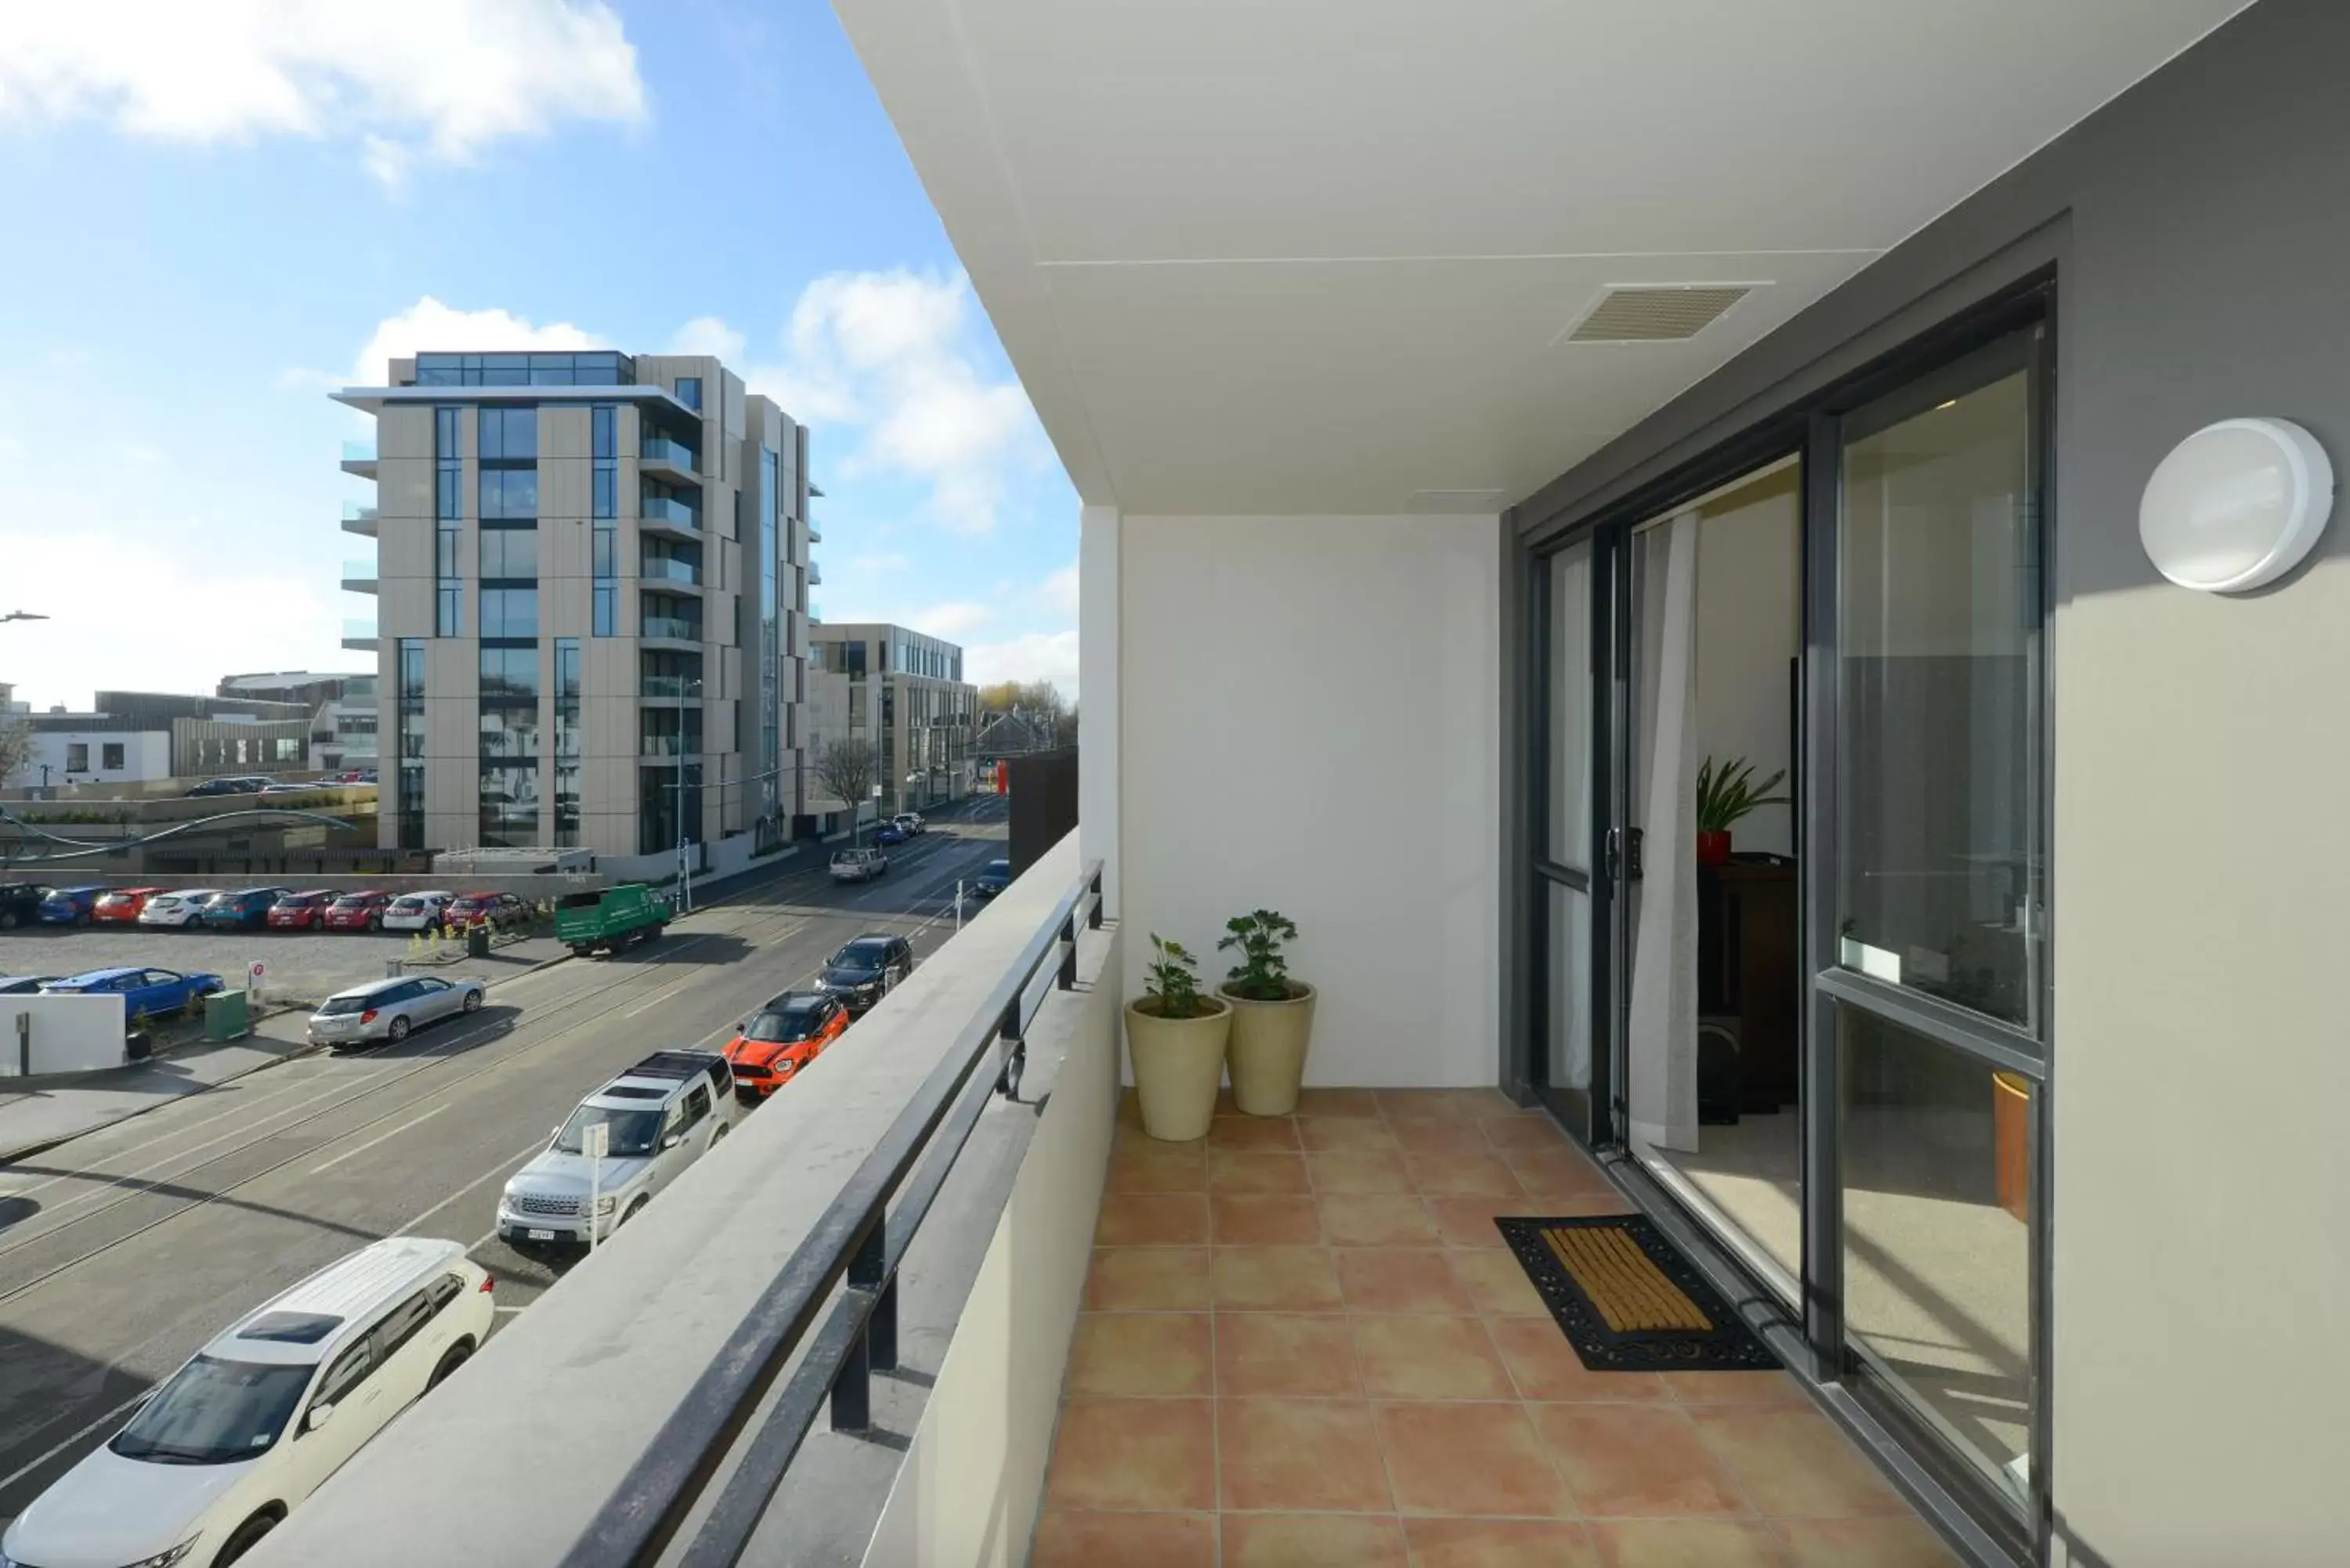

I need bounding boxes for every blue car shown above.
[37,885,107,926]
[875,822,910,846]
[195,887,292,930]
[42,966,225,1020]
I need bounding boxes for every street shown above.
[0,799,1007,1529]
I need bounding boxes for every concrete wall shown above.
[1511,4,2350,1559]
[1,730,172,789]
[1120,511,1502,1087]
[0,995,127,1076]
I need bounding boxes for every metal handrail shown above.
[563,856,1107,1568]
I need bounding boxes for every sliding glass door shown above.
[1533,537,1605,1136]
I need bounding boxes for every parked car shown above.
[723,991,851,1101]
[830,847,890,884]
[91,886,168,924]
[381,891,459,932]
[0,1235,493,1568]
[497,1051,736,1248]
[43,966,226,1020]
[200,887,295,930]
[323,890,394,931]
[554,884,670,956]
[971,858,1013,900]
[258,781,316,796]
[816,934,916,1014]
[268,890,342,930]
[306,974,486,1050]
[183,775,269,797]
[445,891,531,930]
[0,974,59,995]
[136,888,223,927]
[0,882,46,929]
[875,822,909,846]
[891,811,926,836]
[36,885,107,926]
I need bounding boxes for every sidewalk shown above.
[0,1013,318,1165]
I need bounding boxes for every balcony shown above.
[341,501,379,537]
[341,558,378,594]
[638,493,703,541]
[808,560,823,587]
[640,555,700,589]
[340,617,377,651]
[340,439,378,479]
[640,674,703,702]
[637,734,700,758]
[639,435,700,485]
[641,614,702,648]
[808,523,822,544]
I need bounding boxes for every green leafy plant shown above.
[1695,756,1790,834]
[1219,909,1300,1002]
[1143,934,1209,1019]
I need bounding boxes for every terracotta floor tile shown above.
[1425,1196,1549,1248]
[1658,1371,1810,1407]
[1336,1247,1480,1313]
[1447,1249,1553,1317]
[1087,1248,1212,1311]
[1308,1148,1415,1194]
[1044,1398,1216,1512]
[1211,1192,1324,1245]
[1506,1147,1622,1199]
[1218,1398,1394,1512]
[1122,1087,1231,1133]
[1777,1518,1958,1567]
[1376,1401,1572,1517]
[1066,1312,1213,1396]
[1209,1113,1303,1151]
[1404,1518,1601,1568]
[1209,1149,1313,1193]
[1108,1140,1209,1193]
[1387,1117,1495,1154]
[1487,1317,1669,1404]
[1097,1192,1211,1246]
[1300,1115,1401,1152]
[1032,1512,1216,1568]
[1379,1088,1517,1120]
[1531,1404,1742,1518]
[1589,1519,1792,1568]
[1213,1312,1361,1396]
[1212,1246,1345,1310]
[1350,1313,1516,1400]
[1224,1512,1410,1568]
[1319,1192,1442,1248]
[1295,1086,1384,1118]
[1687,1407,1907,1519]
[1477,1113,1572,1158]
[1406,1152,1528,1197]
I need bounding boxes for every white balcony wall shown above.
[1118,511,1501,1087]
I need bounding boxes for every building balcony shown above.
[340,617,377,651]
[640,556,700,589]
[341,501,379,537]
[641,674,703,702]
[638,494,703,541]
[808,560,822,587]
[640,435,700,486]
[637,734,700,758]
[641,614,703,648]
[807,523,822,544]
[340,439,378,479]
[340,558,378,594]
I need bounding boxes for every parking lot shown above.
[0,919,568,1006]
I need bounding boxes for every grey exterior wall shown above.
[1512,3,2350,1561]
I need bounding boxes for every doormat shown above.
[1495,1215,1780,1372]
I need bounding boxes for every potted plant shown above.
[1694,756,1790,866]
[1125,935,1231,1141]
[1217,909,1316,1115]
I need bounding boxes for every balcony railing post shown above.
[1087,866,1104,929]
[830,1216,888,1433]
[1059,906,1079,990]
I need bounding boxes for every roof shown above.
[973,712,1045,758]
[218,1237,464,1362]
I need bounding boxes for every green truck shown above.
[555,883,673,957]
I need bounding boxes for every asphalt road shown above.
[0,797,1009,1530]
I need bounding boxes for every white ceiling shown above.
[833,0,2254,516]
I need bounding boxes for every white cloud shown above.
[845,551,911,574]
[0,0,646,182]
[902,602,993,641]
[346,296,606,384]
[966,631,1079,699]
[667,315,746,365]
[1039,562,1079,617]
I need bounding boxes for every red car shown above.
[322,890,394,931]
[723,991,850,1101]
[445,891,530,930]
[266,890,341,930]
[91,887,168,924]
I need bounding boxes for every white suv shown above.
[830,847,889,883]
[1,1236,493,1568]
[891,811,925,836]
[497,1050,736,1247]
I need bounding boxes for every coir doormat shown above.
[1495,1215,1780,1372]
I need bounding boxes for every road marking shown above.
[307,1104,449,1175]
[392,1139,545,1235]
[0,1386,151,1495]
[494,1304,526,1314]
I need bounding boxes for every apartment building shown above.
[0,691,313,789]
[805,622,978,815]
[334,351,814,869]
[217,670,378,771]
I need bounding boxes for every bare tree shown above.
[810,737,878,845]
[0,717,31,791]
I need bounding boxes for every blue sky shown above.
[0,0,1079,711]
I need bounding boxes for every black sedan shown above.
[969,859,1012,901]
[816,935,916,1014]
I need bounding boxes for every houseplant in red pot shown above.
[1694,756,1789,866]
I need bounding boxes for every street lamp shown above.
[1,611,48,623]
[676,673,703,911]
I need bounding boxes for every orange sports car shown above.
[722,990,849,1102]
[90,887,168,924]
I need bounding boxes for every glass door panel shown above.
[1537,540,1599,1126]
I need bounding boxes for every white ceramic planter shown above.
[1220,981,1317,1116]
[1125,995,1233,1140]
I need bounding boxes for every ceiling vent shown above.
[1560,284,1755,345]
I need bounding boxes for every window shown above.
[479,761,540,847]
[65,742,88,771]
[679,1082,711,1129]
[479,645,540,703]
[593,584,617,638]
[479,588,539,638]
[674,376,702,410]
[479,468,538,519]
[313,1338,378,1408]
[479,526,538,580]
[477,406,537,461]
[436,583,463,638]
[375,1292,436,1359]
[275,738,300,761]
[427,1273,466,1313]
[479,707,540,758]
[103,742,124,770]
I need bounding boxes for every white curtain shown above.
[1629,511,1701,1154]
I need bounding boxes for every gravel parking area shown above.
[0,921,569,1006]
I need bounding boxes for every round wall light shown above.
[2138,417,2334,593]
